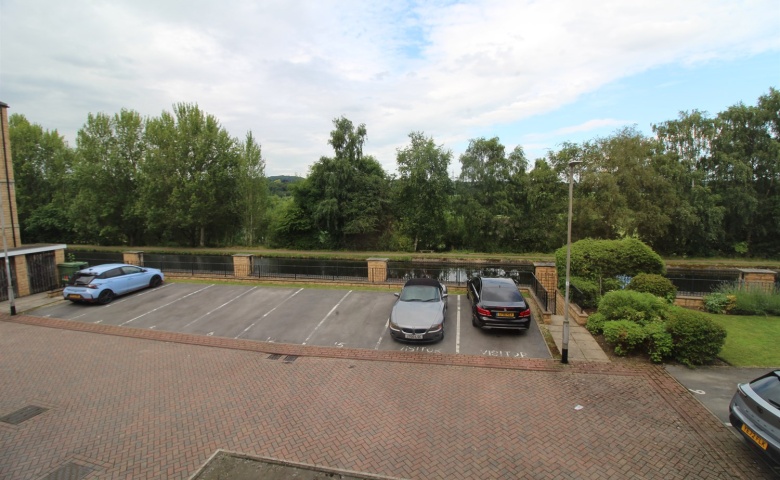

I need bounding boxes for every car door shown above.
[121,266,147,291]
[102,267,129,294]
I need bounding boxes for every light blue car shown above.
[62,263,164,304]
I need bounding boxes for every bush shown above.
[643,321,673,363]
[586,312,607,334]
[703,292,735,314]
[666,307,727,366]
[626,273,677,303]
[602,320,646,356]
[569,277,600,309]
[597,290,671,326]
[555,238,665,287]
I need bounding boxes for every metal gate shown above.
[27,252,58,294]
[0,258,18,302]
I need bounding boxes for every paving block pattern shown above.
[0,314,776,479]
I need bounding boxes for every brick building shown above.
[0,101,66,302]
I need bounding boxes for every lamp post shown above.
[561,158,582,364]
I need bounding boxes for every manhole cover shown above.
[0,405,47,425]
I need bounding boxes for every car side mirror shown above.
[394,292,400,297]
[442,293,448,299]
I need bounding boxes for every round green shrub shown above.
[703,292,730,314]
[602,320,646,356]
[626,273,677,303]
[597,290,671,326]
[643,321,673,363]
[666,307,726,366]
[555,238,665,286]
[586,312,607,334]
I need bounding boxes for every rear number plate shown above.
[67,294,82,300]
[741,423,768,450]
[496,312,515,318]
[405,333,424,339]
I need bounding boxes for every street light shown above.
[561,158,582,364]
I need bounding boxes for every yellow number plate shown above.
[496,312,515,318]
[741,423,768,450]
[67,294,82,300]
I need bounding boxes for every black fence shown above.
[665,268,741,297]
[386,262,535,287]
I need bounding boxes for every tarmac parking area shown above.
[33,282,552,359]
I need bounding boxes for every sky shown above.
[1,0,779,177]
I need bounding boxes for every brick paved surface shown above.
[0,314,775,479]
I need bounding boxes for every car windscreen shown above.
[751,372,780,408]
[70,273,97,285]
[399,285,440,302]
[482,287,524,303]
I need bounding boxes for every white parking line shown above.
[375,319,389,350]
[181,286,258,329]
[302,290,352,345]
[118,284,214,326]
[235,288,303,339]
[456,295,461,354]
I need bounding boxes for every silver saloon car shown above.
[729,370,780,465]
[389,278,448,343]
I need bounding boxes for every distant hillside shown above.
[268,175,304,196]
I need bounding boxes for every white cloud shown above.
[1,0,778,175]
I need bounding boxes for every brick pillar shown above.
[739,269,776,292]
[367,258,388,283]
[13,255,30,297]
[233,254,253,277]
[533,262,558,296]
[123,251,144,266]
[55,249,66,265]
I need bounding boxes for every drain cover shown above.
[0,405,47,425]
[267,354,282,360]
[283,355,298,363]
[42,462,94,480]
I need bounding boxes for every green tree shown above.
[290,116,389,249]
[393,132,452,251]
[139,103,243,246]
[456,137,526,251]
[71,109,145,245]
[8,114,74,243]
[235,132,269,245]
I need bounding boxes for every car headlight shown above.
[428,323,442,333]
[388,319,401,331]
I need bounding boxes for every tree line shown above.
[9,88,780,257]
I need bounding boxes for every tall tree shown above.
[71,109,145,245]
[8,114,74,242]
[235,132,269,245]
[394,132,452,251]
[456,137,526,251]
[140,103,242,246]
[291,116,389,249]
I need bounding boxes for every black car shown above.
[729,370,780,465]
[467,277,531,332]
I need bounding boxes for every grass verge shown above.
[709,313,780,367]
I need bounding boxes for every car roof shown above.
[481,277,517,288]
[78,263,134,274]
[403,278,443,288]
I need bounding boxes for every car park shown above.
[729,369,780,465]
[467,277,532,332]
[388,278,448,343]
[62,263,165,305]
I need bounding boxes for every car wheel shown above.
[98,290,115,305]
[149,275,162,288]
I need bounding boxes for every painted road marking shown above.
[235,288,303,339]
[104,283,172,308]
[375,319,389,350]
[182,286,258,329]
[118,285,214,326]
[302,290,352,345]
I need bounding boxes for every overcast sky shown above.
[2,0,778,177]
